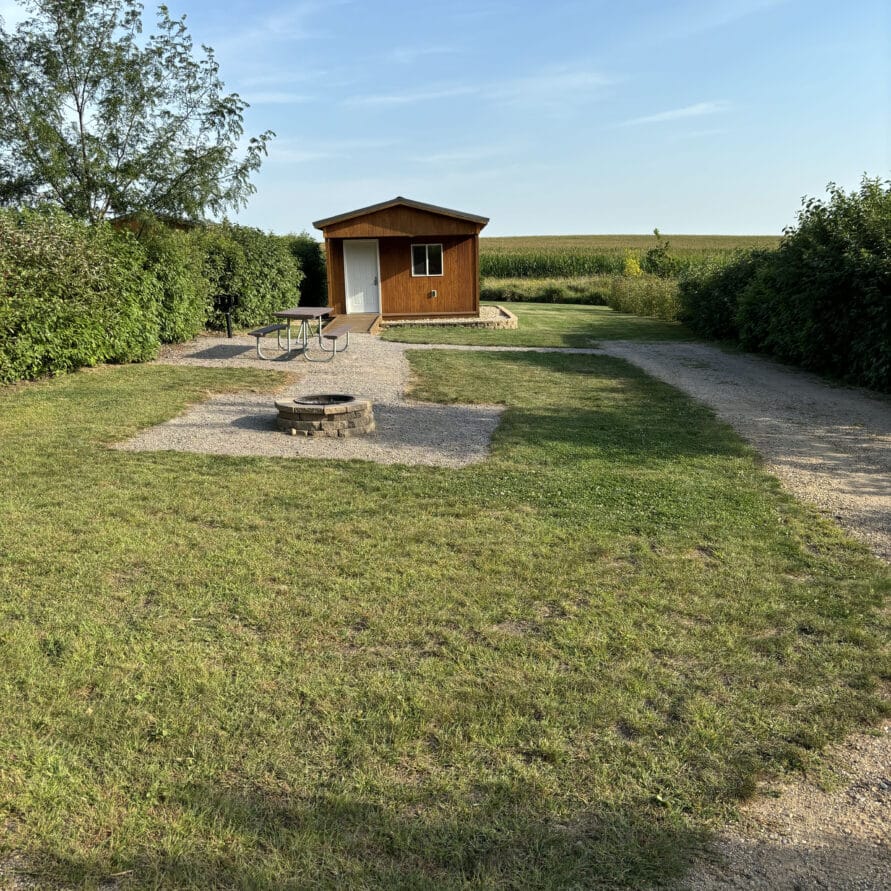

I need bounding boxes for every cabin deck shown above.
[328,313,382,335]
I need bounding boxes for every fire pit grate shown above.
[294,394,355,406]
[275,394,374,437]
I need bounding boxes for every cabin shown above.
[313,197,489,321]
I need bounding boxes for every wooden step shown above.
[328,313,381,335]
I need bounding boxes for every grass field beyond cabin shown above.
[383,301,692,347]
[0,345,887,888]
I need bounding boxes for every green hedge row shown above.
[606,275,680,321]
[0,210,161,382]
[679,178,890,392]
[0,209,309,384]
[481,276,610,305]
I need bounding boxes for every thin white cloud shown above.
[490,66,614,106]
[269,137,396,163]
[673,127,729,140]
[343,85,478,107]
[615,101,729,127]
[387,45,462,64]
[212,0,350,53]
[669,0,790,40]
[343,63,612,110]
[408,146,507,164]
[247,92,313,105]
[239,70,331,87]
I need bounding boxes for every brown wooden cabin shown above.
[313,197,489,320]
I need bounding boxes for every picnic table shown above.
[248,305,332,359]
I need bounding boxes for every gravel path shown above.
[116,334,502,467]
[679,722,891,890]
[595,342,891,562]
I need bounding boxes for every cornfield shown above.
[479,234,780,279]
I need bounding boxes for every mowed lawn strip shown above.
[0,353,887,889]
[381,301,693,347]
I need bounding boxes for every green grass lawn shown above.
[381,301,692,348]
[0,352,888,889]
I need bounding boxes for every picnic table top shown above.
[273,305,333,320]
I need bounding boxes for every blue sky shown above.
[6,0,890,235]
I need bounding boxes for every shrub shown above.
[678,250,769,340]
[286,232,327,305]
[0,208,160,383]
[481,276,610,305]
[623,253,643,277]
[139,222,211,343]
[198,223,303,329]
[607,275,680,321]
[641,228,683,278]
[679,177,890,391]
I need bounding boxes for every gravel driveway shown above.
[596,342,891,562]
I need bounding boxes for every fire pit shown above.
[275,394,375,437]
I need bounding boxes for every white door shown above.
[343,240,381,313]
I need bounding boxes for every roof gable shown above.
[313,196,489,231]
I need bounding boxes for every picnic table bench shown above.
[307,316,361,362]
[247,323,291,359]
[247,307,364,361]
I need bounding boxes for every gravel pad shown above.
[116,334,503,468]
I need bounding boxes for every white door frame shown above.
[343,239,381,314]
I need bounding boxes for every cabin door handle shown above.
[373,276,378,285]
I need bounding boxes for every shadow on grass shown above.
[188,344,255,360]
[28,784,706,889]
[412,349,751,462]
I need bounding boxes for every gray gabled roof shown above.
[313,196,489,230]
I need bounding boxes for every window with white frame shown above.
[411,243,443,276]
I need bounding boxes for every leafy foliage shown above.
[622,252,643,277]
[139,220,211,343]
[607,274,680,321]
[0,0,272,222]
[286,232,327,305]
[679,177,891,390]
[0,209,308,382]
[481,276,610,305]
[0,207,160,382]
[198,223,303,328]
[677,251,768,340]
[640,228,683,278]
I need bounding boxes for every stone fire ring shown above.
[275,394,375,437]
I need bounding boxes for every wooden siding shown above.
[325,238,346,314]
[380,236,475,316]
[321,206,483,239]
[325,236,478,317]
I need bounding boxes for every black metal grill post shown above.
[212,293,239,338]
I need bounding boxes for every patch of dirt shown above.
[679,722,891,890]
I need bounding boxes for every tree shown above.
[0,0,273,223]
